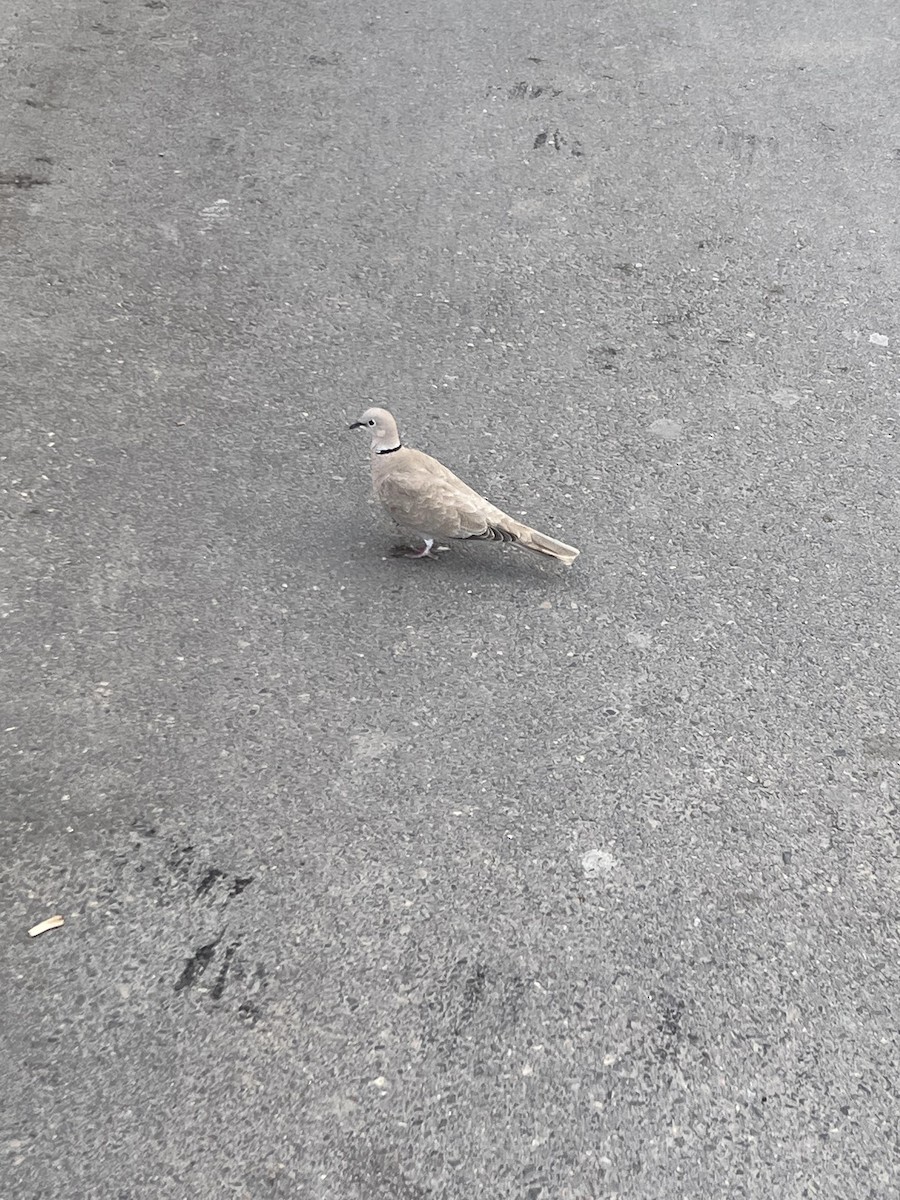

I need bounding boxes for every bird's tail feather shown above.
[493,520,580,566]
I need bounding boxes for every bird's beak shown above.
[349,421,365,430]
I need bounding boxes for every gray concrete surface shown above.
[2,0,899,1196]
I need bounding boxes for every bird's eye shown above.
[368,419,375,426]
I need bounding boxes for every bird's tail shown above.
[497,519,580,567]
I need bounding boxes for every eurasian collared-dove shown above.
[349,407,580,566]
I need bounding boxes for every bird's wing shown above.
[374,449,498,539]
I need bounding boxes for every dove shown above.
[349,406,580,566]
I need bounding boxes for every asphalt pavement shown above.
[2,1,899,1197]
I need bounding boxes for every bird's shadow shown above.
[378,540,589,594]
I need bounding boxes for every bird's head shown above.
[349,406,402,452]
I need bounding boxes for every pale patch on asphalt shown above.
[770,388,801,408]
[198,198,230,230]
[350,732,399,761]
[647,417,683,440]
[625,630,652,650]
[581,848,619,879]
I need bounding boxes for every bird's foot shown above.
[390,538,448,560]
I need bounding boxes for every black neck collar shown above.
[376,444,402,455]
